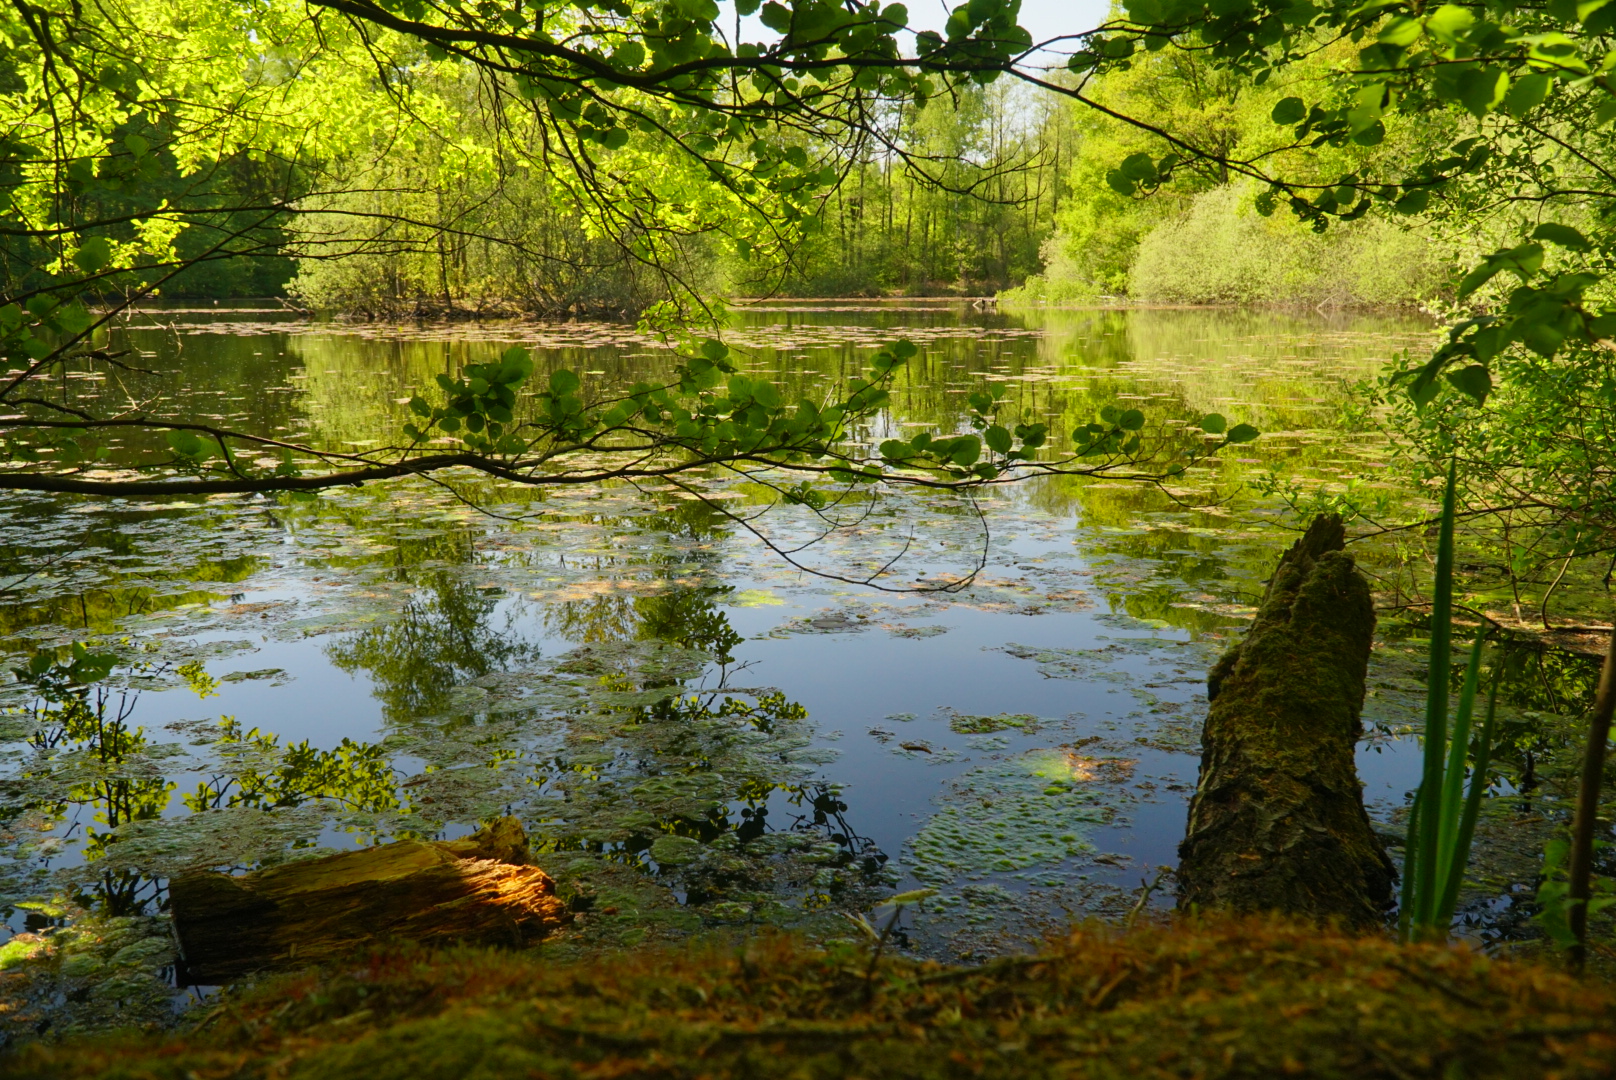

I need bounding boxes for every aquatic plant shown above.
[1398,462,1500,943]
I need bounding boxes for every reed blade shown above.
[1436,634,1485,890]
[1437,666,1501,927]
[1417,459,1459,926]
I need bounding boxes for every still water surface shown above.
[0,303,1461,962]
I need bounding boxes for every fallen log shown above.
[1177,514,1395,928]
[170,817,567,983]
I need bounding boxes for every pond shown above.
[0,301,1597,1028]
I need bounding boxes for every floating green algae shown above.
[906,750,1117,885]
[946,712,1041,735]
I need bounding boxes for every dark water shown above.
[1,302,1545,976]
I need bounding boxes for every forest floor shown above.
[4,915,1613,1080]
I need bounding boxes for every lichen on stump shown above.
[170,816,567,983]
[1177,514,1395,927]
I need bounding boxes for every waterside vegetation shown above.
[2,0,1616,1069]
[10,917,1616,1080]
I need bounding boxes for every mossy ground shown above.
[6,917,1614,1080]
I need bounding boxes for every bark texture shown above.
[171,817,567,983]
[1177,515,1395,927]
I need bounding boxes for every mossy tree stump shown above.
[1177,515,1394,927]
[170,817,567,983]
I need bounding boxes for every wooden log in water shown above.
[1177,515,1395,928]
[170,817,567,983]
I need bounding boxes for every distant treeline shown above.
[137,46,1469,313]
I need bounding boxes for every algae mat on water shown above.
[6,917,1612,1080]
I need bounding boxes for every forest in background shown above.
[131,37,1476,312]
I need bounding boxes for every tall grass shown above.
[1399,461,1500,943]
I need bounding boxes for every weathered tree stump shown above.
[1177,515,1395,928]
[170,817,567,983]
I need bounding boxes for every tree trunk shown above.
[170,817,567,983]
[1177,515,1395,928]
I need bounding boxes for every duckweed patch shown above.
[0,911,175,1047]
[906,750,1120,885]
[946,712,1041,735]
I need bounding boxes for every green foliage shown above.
[1534,838,1616,948]
[1398,462,1500,943]
[1071,0,1616,405]
[1007,42,1444,306]
[388,334,1245,508]
[406,347,536,455]
[1129,184,1440,305]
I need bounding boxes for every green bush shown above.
[1129,184,1442,306]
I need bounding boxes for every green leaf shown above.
[1505,72,1552,117]
[1425,4,1477,43]
[1200,413,1226,434]
[984,425,1012,453]
[1531,222,1592,251]
[758,1,791,30]
[948,435,981,466]
[1118,152,1157,183]
[165,429,207,458]
[1270,96,1307,125]
[498,347,533,384]
[55,303,92,336]
[72,236,113,274]
[1444,364,1492,404]
[1457,67,1508,117]
[1119,409,1145,431]
[1394,189,1431,215]
[1225,423,1259,444]
[1377,15,1422,45]
[880,438,915,461]
[1351,121,1386,147]
[1105,170,1136,197]
[549,369,581,395]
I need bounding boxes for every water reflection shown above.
[326,572,542,721]
[11,652,167,915]
[0,302,1605,961]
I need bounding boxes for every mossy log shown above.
[170,817,567,983]
[1177,514,1395,927]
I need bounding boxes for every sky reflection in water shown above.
[0,303,1459,959]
